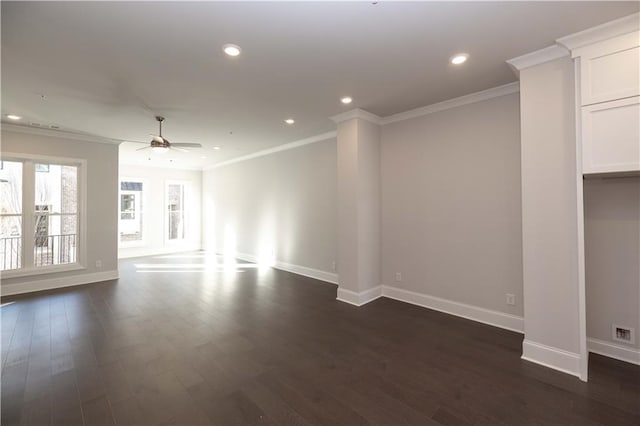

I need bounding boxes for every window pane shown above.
[119,181,143,243]
[167,184,185,240]
[34,214,77,267]
[0,215,22,270]
[121,194,135,219]
[35,164,78,214]
[168,211,184,240]
[168,184,183,211]
[0,161,23,214]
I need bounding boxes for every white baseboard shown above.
[336,285,383,306]
[522,339,582,378]
[1,270,119,296]
[234,252,338,285]
[275,260,338,284]
[588,337,640,365]
[118,244,202,259]
[381,285,524,333]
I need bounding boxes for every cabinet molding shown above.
[582,96,640,174]
[575,32,640,106]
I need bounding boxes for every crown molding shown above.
[506,44,570,75]
[330,108,382,125]
[204,130,336,171]
[1,123,122,145]
[380,82,520,125]
[557,12,639,52]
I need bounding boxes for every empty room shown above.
[1,1,639,425]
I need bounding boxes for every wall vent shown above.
[612,324,635,345]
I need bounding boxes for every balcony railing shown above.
[1,234,77,271]
[1,236,22,271]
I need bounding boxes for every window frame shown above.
[0,152,87,278]
[118,177,147,248]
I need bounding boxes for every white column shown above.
[331,109,382,306]
[509,48,586,380]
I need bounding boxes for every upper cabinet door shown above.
[582,96,639,174]
[576,31,640,106]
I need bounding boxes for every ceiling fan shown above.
[136,116,202,153]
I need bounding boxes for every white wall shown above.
[380,93,523,317]
[585,177,640,350]
[203,138,337,279]
[519,56,583,374]
[118,164,202,258]
[1,129,119,294]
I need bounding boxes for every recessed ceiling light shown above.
[223,44,241,57]
[341,96,353,105]
[201,156,207,159]
[6,114,22,120]
[284,118,295,125]
[450,53,469,65]
[213,146,221,150]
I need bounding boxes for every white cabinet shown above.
[582,96,639,174]
[575,30,640,175]
[575,31,640,106]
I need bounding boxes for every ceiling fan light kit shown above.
[136,116,203,153]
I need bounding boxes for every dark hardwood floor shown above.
[2,253,639,425]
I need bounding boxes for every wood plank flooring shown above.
[2,252,639,425]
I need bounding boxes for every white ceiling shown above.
[2,1,638,169]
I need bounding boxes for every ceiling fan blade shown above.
[126,140,151,145]
[171,143,202,148]
[135,146,152,151]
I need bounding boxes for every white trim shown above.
[330,108,382,125]
[234,252,258,264]
[588,338,640,366]
[506,45,570,73]
[381,285,524,333]
[234,252,338,285]
[380,82,520,125]
[557,12,640,52]
[1,123,121,145]
[203,82,520,171]
[205,131,336,170]
[1,270,119,296]
[522,339,582,378]
[0,263,85,279]
[274,260,338,285]
[336,286,383,306]
[573,57,589,382]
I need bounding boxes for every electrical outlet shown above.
[395,272,402,282]
[95,260,102,268]
[506,293,516,306]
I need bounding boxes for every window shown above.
[0,161,23,270]
[0,156,83,273]
[34,163,78,267]
[119,180,143,244]
[166,182,185,241]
